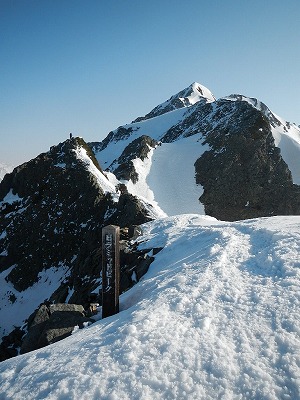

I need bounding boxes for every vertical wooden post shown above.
[102,225,120,318]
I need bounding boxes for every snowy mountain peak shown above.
[183,81,216,104]
[133,81,215,123]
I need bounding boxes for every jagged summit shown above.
[133,82,215,123]
[186,82,216,104]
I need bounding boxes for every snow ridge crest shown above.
[132,81,215,123]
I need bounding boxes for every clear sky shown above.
[1,0,299,166]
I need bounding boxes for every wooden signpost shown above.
[101,225,120,319]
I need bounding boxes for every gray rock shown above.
[20,305,50,354]
[21,303,93,354]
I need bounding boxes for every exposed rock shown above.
[89,126,137,153]
[194,101,300,220]
[20,303,93,354]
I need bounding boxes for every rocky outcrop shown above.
[0,137,111,291]
[194,100,300,220]
[0,137,156,361]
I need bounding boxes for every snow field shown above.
[0,215,299,399]
[146,136,209,216]
[107,134,208,218]
[125,136,209,217]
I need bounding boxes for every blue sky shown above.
[1,0,299,166]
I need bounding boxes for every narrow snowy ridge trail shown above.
[0,216,299,400]
[127,215,300,399]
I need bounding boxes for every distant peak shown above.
[181,82,216,104]
[133,82,215,123]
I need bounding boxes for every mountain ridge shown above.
[1,81,300,362]
[90,82,300,220]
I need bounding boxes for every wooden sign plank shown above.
[102,225,120,318]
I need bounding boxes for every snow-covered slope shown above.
[134,135,209,215]
[1,215,299,400]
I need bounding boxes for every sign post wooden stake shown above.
[102,225,120,318]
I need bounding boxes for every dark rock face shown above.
[194,101,300,220]
[0,138,110,291]
[0,137,152,291]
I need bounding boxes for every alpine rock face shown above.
[1,81,300,360]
